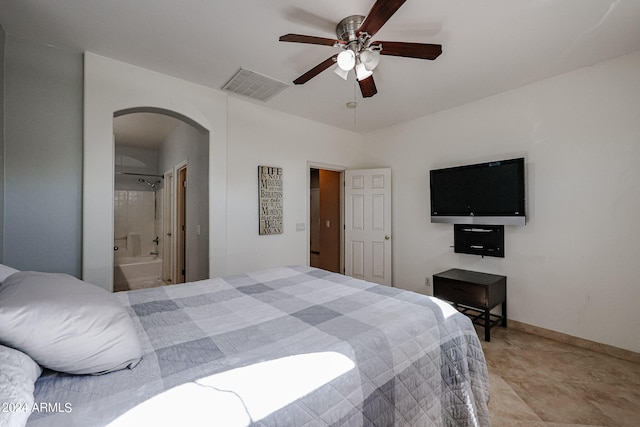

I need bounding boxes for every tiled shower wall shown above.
[114,190,158,260]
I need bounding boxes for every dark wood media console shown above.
[433,268,507,341]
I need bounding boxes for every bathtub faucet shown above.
[149,251,159,256]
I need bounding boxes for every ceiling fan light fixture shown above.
[333,65,349,80]
[336,49,356,71]
[360,49,381,71]
[355,63,373,81]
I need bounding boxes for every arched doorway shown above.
[112,109,209,291]
[83,54,229,292]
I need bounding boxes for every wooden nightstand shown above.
[433,268,507,341]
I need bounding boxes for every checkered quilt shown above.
[30,266,489,426]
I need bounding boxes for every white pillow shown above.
[0,271,142,375]
[0,263,19,282]
[0,344,42,427]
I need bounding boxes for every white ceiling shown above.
[113,113,181,149]
[2,0,640,134]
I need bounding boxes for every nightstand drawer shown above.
[434,278,487,307]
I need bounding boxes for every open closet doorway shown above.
[309,168,343,273]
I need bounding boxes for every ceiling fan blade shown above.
[358,0,407,37]
[375,41,442,60]
[279,33,343,47]
[358,75,378,98]
[292,56,337,85]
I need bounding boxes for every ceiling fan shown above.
[279,0,442,98]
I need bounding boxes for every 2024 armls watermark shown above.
[2,402,72,414]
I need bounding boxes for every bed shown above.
[2,265,489,426]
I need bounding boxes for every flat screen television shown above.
[430,157,525,225]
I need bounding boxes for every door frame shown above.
[164,160,189,285]
[175,160,188,284]
[162,168,174,283]
[307,162,346,273]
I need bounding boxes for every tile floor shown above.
[482,326,640,427]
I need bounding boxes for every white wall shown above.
[226,98,363,274]
[363,50,640,353]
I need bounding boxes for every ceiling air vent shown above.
[222,68,288,102]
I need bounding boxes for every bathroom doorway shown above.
[113,110,209,291]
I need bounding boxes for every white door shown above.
[345,168,392,286]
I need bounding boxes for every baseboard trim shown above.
[509,320,640,365]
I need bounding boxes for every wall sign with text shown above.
[258,166,283,235]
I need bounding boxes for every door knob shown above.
[385,235,391,240]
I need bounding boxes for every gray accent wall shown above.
[3,35,83,276]
[0,26,5,261]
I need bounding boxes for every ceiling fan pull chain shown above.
[353,83,357,126]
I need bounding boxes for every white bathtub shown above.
[114,256,162,290]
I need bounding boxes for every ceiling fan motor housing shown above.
[336,15,365,42]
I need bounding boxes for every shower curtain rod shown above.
[115,172,163,179]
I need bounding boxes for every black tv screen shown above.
[430,157,525,225]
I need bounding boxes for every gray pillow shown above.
[0,271,142,375]
[0,344,42,427]
[0,263,19,282]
